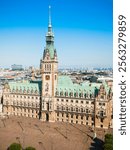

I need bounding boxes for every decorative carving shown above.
[45,83,49,92]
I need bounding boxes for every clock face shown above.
[45,75,50,80]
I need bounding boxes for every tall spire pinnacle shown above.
[49,5,52,27]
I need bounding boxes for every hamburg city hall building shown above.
[2,7,113,129]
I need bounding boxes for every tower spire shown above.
[49,5,52,27]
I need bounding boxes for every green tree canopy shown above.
[8,143,22,150]
[25,146,36,150]
[103,134,113,150]
[104,143,113,150]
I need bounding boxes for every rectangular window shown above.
[101,118,104,123]
[86,101,89,104]
[81,108,83,112]
[57,99,59,101]
[101,95,104,99]
[66,113,68,117]
[71,100,73,103]
[57,106,59,110]
[66,107,68,111]
[86,109,88,113]
[76,100,78,103]
[71,107,73,111]
[81,101,83,104]
[66,99,68,102]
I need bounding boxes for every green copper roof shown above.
[57,76,73,87]
[46,44,55,59]
[57,75,102,94]
[102,80,112,94]
[9,80,41,94]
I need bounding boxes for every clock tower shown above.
[40,6,58,122]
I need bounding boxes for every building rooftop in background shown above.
[11,64,23,71]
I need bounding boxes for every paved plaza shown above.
[0,116,112,150]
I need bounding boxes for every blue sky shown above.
[0,0,113,68]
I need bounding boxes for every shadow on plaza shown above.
[89,137,104,150]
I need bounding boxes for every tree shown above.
[103,134,113,150]
[25,147,36,150]
[104,143,113,150]
[8,143,22,150]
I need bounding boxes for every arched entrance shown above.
[46,113,49,121]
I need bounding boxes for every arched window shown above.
[74,93,76,97]
[79,93,81,98]
[55,91,59,96]
[60,91,63,96]
[70,92,73,97]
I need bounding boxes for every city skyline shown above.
[0,0,113,68]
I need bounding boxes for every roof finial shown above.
[49,5,52,27]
